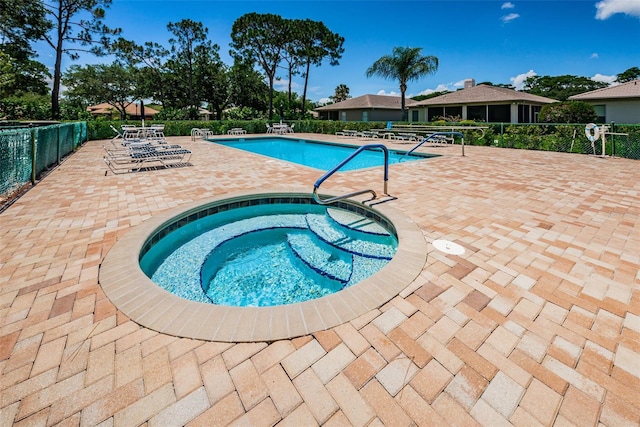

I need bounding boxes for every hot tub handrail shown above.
[313,143,389,205]
[406,132,465,156]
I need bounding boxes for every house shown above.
[87,102,159,120]
[568,79,640,124]
[197,107,212,121]
[315,94,419,122]
[409,79,557,123]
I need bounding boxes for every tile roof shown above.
[87,102,160,116]
[568,79,640,100]
[414,84,558,106]
[316,94,419,111]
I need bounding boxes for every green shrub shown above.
[539,101,596,124]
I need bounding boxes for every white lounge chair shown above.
[104,144,192,174]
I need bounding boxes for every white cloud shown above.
[417,83,457,96]
[590,52,599,59]
[376,90,400,96]
[274,79,300,91]
[501,2,515,9]
[596,0,640,19]
[510,70,537,90]
[591,73,617,84]
[501,13,520,23]
[317,97,331,105]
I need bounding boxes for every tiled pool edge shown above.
[98,188,427,342]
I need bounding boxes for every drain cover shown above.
[432,239,465,255]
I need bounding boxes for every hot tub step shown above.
[286,232,352,284]
[306,214,395,260]
[327,208,391,237]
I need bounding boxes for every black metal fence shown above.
[0,122,87,201]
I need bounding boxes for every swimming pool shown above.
[209,137,436,170]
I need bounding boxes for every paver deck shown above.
[1,133,639,426]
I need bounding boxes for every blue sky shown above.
[36,0,640,103]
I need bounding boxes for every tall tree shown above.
[0,0,48,60]
[280,19,302,108]
[193,43,229,120]
[110,38,170,106]
[0,0,50,96]
[523,75,609,101]
[63,61,139,119]
[167,19,208,113]
[228,58,269,113]
[616,67,640,83]
[42,0,121,118]
[366,47,438,121]
[292,19,344,118]
[0,52,14,98]
[330,84,350,103]
[230,13,287,120]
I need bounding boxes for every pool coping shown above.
[99,188,428,342]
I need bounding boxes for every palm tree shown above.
[366,47,439,121]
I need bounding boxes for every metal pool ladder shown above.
[405,132,465,156]
[313,144,389,205]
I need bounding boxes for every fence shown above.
[461,123,640,159]
[0,122,87,201]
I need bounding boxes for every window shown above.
[531,106,541,123]
[488,104,510,122]
[412,110,419,122]
[362,111,368,122]
[340,111,346,121]
[518,104,530,123]
[444,106,462,120]
[593,105,606,123]
[427,107,444,121]
[467,105,486,121]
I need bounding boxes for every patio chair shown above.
[148,124,165,141]
[190,128,213,141]
[104,145,192,175]
[110,125,124,142]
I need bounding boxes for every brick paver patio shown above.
[1,133,639,426]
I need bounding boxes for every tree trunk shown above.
[301,61,311,119]
[268,77,274,120]
[400,81,407,122]
[50,21,64,119]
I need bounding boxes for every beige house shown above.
[568,79,640,124]
[315,94,419,122]
[409,80,557,123]
[87,102,159,120]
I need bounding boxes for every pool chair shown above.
[147,124,165,141]
[190,128,213,140]
[110,125,124,142]
[266,123,273,133]
[104,145,192,175]
[103,141,183,157]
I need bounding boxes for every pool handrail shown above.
[313,143,389,205]
[406,132,465,156]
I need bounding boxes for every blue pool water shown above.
[210,137,435,170]
[139,201,398,307]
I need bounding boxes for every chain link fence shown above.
[1,122,87,204]
[472,123,640,159]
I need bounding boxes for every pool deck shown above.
[1,133,639,426]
